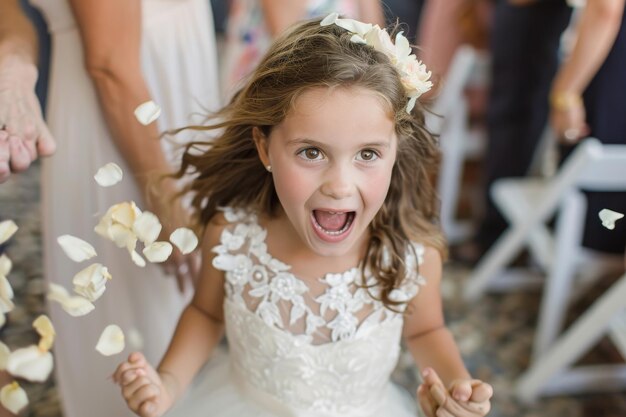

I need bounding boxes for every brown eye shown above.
[299,148,322,160]
[358,149,378,161]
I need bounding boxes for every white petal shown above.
[72,263,111,302]
[111,202,139,229]
[95,325,125,356]
[334,17,372,37]
[134,100,162,125]
[57,235,97,262]
[349,34,367,44]
[0,314,4,330]
[109,224,136,249]
[143,242,173,263]
[0,382,28,414]
[131,251,146,268]
[0,276,14,314]
[127,328,144,351]
[0,342,10,370]
[6,346,54,382]
[0,221,18,245]
[33,315,56,352]
[599,208,624,230]
[94,162,123,187]
[170,228,198,255]
[0,255,11,277]
[320,12,339,27]
[133,211,162,245]
[47,283,95,317]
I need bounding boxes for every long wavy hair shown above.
[172,18,445,310]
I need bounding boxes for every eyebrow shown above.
[286,138,392,149]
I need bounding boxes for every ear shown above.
[252,127,271,168]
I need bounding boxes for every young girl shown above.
[113,14,493,417]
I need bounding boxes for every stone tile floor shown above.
[0,162,625,417]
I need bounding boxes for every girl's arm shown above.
[114,220,227,417]
[68,0,196,289]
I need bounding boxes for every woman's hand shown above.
[549,91,590,144]
[113,352,176,417]
[417,368,493,417]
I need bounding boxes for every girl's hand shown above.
[549,92,590,144]
[417,368,493,417]
[113,352,175,417]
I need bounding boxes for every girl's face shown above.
[254,86,398,258]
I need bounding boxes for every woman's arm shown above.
[259,0,307,36]
[0,0,37,62]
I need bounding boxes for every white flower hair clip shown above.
[321,12,432,113]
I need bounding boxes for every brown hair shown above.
[172,18,445,309]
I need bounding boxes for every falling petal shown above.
[47,283,95,317]
[57,235,97,262]
[0,221,18,245]
[33,315,56,352]
[131,251,146,268]
[72,263,111,302]
[6,346,54,382]
[0,342,10,370]
[134,100,161,125]
[0,382,28,414]
[95,325,125,356]
[94,162,123,187]
[133,211,162,245]
[0,255,11,277]
[111,203,138,230]
[170,228,198,255]
[143,242,173,263]
[599,209,624,230]
[127,328,144,351]
[0,276,14,314]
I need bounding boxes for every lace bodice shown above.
[212,208,426,416]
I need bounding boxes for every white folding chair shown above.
[463,139,626,357]
[426,45,487,243]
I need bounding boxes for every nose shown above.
[319,163,355,200]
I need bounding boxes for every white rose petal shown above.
[0,382,28,414]
[131,251,146,268]
[47,283,95,317]
[94,162,123,187]
[0,342,11,370]
[0,255,11,277]
[6,346,54,382]
[127,329,144,351]
[143,242,173,263]
[133,211,162,245]
[599,209,624,230]
[72,263,111,302]
[134,100,162,125]
[170,228,198,255]
[33,315,55,352]
[0,275,14,314]
[57,235,97,262]
[0,221,18,245]
[96,325,125,356]
[111,203,139,229]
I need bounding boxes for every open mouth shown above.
[311,210,356,239]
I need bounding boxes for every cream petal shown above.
[0,275,14,314]
[94,162,123,187]
[133,211,162,245]
[334,17,372,37]
[47,283,95,317]
[111,203,138,229]
[320,12,339,27]
[170,228,198,255]
[95,325,125,356]
[0,314,4,330]
[349,34,367,44]
[6,346,54,382]
[131,251,146,268]
[143,242,173,263]
[127,328,144,351]
[0,382,28,414]
[33,315,56,352]
[57,235,97,262]
[108,224,136,249]
[0,342,10,370]
[72,263,111,302]
[134,100,162,125]
[0,255,11,277]
[599,208,624,230]
[0,220,18,245]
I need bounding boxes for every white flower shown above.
[133,211,162,245]
[599,208,624,230]
[143,241,173,263]
[95,201,142,251]
[134,100,161,125]
[327,312,358,341]
[0,382,28,414]
[0,220,18,245]
[269,272,307,302]
[0,254,11,277]
[32,315,55,352]
[248,265,269,288]
[47,283,95,317]
[72,263,111,302]
[0,275,14,314]
[214,254,252,287]
[363,26,395,58]
[130,251,146,267]
[94,162,123,187]
[170,227,198,254]
[96,325,125,356]
[6,346,54,382]
[57,234,97,262]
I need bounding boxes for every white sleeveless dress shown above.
[169,208,424,417]
[31,1,219,416]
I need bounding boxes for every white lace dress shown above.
[169,208,426,417]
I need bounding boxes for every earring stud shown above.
[266,165,272,172]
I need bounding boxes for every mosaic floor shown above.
[0,162,624,417]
